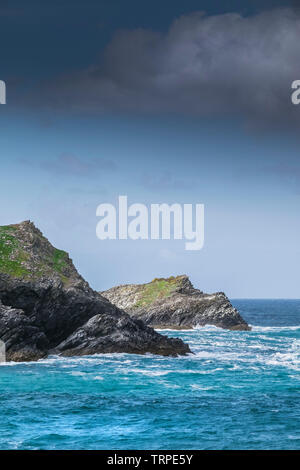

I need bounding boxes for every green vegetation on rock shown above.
[0,225,30,277]
[52,248,69,273]
[0,222,73,284]
[133,276,182,309]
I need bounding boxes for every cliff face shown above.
[0,222,190,361]
[101,275,251,331]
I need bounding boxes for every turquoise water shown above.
[0,299,299,450]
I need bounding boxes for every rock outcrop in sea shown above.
[0,222,190,361]
[101,275,251,331]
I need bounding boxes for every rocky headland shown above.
[101,275,251,331]
[0,222,190,361]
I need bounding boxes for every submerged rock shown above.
[0,222,190,361]
[101,275,251,331]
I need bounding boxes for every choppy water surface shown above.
[0,299,299,450]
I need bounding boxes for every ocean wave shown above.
[251,325,300,332]
[155,328,195,332]
[1,299,299,451]
[194,324,225,331]
[0,353,138,367]
[192,344,299,371]
[190,384,216,391]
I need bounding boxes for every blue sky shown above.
[1,111,299,298]
[0,1,300,297]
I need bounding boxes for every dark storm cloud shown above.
[37,8,300,126]
[0,8,24,17]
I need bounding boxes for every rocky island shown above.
[0,222,190,361]
[102,275,251,331]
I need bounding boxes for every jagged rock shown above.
[101,275,251,331]
[0,299,48,361]
[0,222,190,361]
[54,313,187,357]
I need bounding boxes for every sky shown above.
[0,0,300,298]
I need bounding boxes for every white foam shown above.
[194,324,225,331]
[190,384,215,391]
[127,368,171,377]
[70,371,86,377]
[251,325,300,332]
[155,328,195,332]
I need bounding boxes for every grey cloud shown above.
[40,8,300,126]
[141,170,191,191]
[269,163,300,183]
[42,154,117,176]
[256,162,300,194]
[21,154,117,177]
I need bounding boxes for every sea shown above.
[0,299,299,450]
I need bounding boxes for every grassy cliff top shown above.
[0,221,81,284]
[102,275,196,310]
[133,275,190,308]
